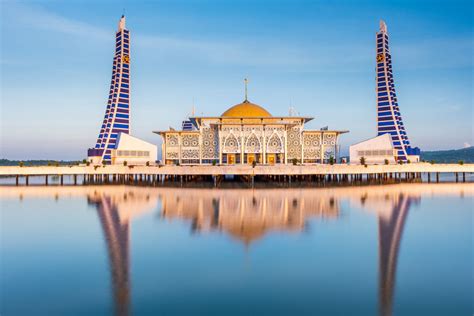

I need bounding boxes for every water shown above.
[1,184,472,316]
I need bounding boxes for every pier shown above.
[1,163,473,187]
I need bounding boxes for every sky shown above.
[1,0,472,160]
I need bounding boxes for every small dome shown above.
[221,100,272,117]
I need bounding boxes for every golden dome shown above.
[221,100,272,117]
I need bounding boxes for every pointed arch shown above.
[266,132,283,153]
[245,132,261,153]
[223,132,240,153]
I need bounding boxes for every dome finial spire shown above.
[244,78,249,102]
[118,14,126,31]
[380,20,387,33]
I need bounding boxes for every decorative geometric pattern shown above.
[223,133,240,153]
[304,133,321,147]
[222,126,241,132]
[287,128,302,160]
[266,133,283,153]
[305,147,321,158]
[182,149,200,159]
[323,133,336,145]
[302,133,322,160]
[182,134,199,148]
[264,127,285,136]
[166,134,179,147]
[166,151,179,159]
[201,127,218,159]
[245,133,261,153]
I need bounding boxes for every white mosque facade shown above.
[154,99,348,165]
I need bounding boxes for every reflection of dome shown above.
[221,100,272,117]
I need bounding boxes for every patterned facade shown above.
[88,15,131,163]
[156,100,347,165]
[376,20,419,161]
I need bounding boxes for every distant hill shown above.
[421,147,474,163]
[0,159,81,166]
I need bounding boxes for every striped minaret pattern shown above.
[88,15,131,164]
[376,20,418,162]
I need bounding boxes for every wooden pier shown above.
[1,163,473,187]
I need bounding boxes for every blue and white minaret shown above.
[88,15,131,164]
[376,20,419,162]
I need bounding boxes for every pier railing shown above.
[1,163,472,187]
[0,163,472,176]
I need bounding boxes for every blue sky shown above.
[1,0,472,160]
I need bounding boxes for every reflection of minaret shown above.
[89,195,130,316]
[378,194,417,316]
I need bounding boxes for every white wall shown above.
[349,134,396,165]
[112,133,158,165]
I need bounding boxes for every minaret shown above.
[88,15,131,164]
[375,20,419,162]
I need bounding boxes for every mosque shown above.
[87,15,347,166]
[154,82,348,165]
[87,15,421,167]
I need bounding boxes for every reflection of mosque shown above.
[5,184,470,316]
[160,190,339,244]
[89,187,415,316]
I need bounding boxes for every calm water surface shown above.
[1,184,472,316]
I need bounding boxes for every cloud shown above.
[4,2,471,71]
[464,142,471,148]
[134,33,316,67]
[1,2,365,70]
[4,2,109,39]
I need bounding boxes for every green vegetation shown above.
[252,160,257,168]
[421,146,474,163]
[384,159,389,165]
[0,159,80,166]
[329,156,334,165]
[359,157,366,165]
[292,158,298,166]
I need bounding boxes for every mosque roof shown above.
[221,99,272,117]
